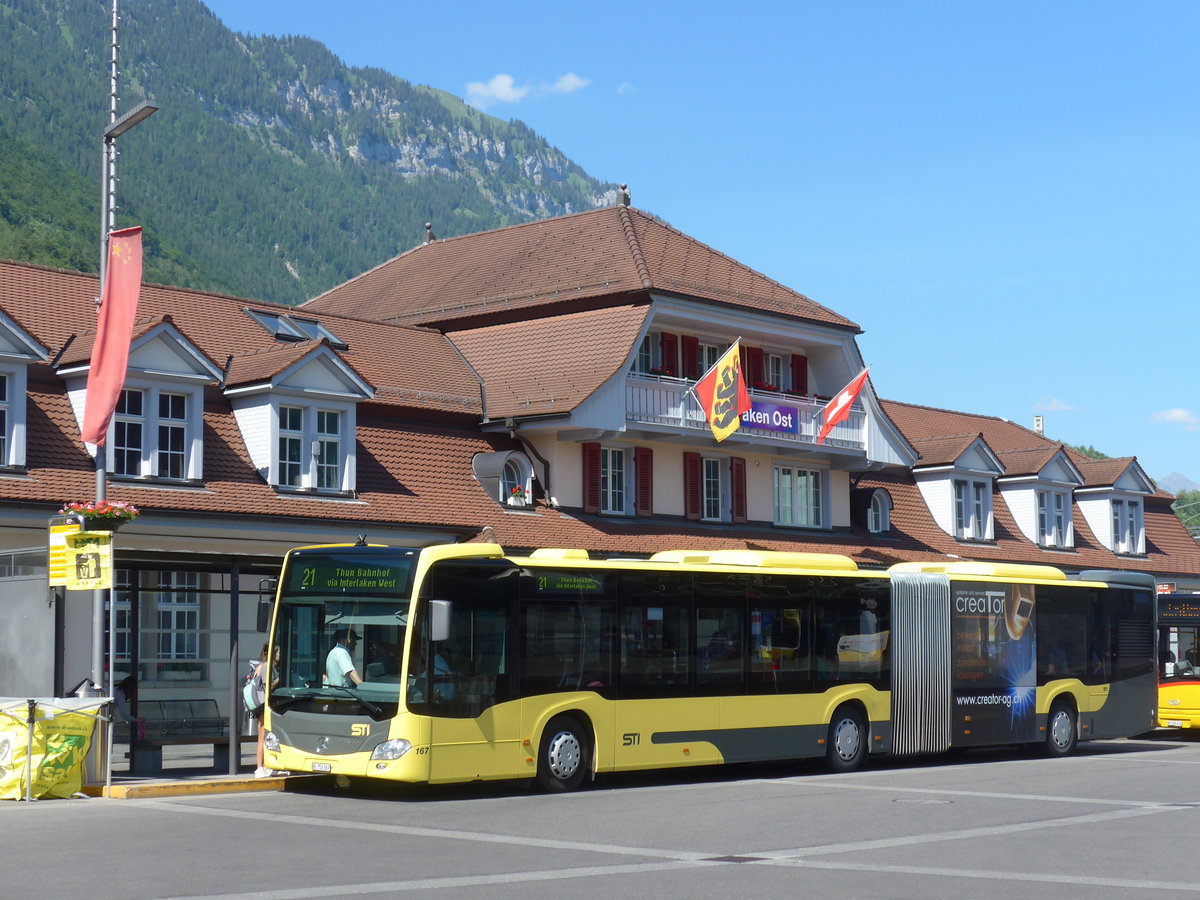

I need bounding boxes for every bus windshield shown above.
[270,546,419,718]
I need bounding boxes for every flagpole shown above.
[93,0,157,696]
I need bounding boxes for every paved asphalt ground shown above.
[4,731,1200,899]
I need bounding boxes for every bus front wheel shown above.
[1044,701,1077,757]
[536,715,590,792]
[826,705,868,773]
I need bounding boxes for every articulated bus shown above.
[1157,592,1200,729]
[257,542,1157,791]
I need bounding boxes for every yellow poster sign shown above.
[48,517,82,587]
[0,701,103,800]
[64,532,113,590]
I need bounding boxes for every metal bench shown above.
[121,699,254,775]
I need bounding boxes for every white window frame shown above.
[316,409,342,490]
[702,457,723,521]
[868,490,891,533]
[155,571,201,662]
[109,381,204,481]
[600,446,627,514]
[1111,498,1144,554]
[501,455,533,505]
[270,399,354,492]
[773,465,824,528]
[632,334,654,375]
[699,341,727,375]
[1037,488,1072,548]
[766,353,784,389]
[953,477,992,540]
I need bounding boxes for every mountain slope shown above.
[0,0,615,303]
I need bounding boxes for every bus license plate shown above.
[1167,720,1184,728]
[311,762,332,773]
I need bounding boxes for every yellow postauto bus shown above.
[1157,592,1200,729]
[258,542,1156,791]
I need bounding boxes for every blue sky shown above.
[200,0,1199,485]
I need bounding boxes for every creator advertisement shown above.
[951,582,1037,745]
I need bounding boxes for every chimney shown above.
[1033,415,1044,435]
[424,222,436,244]
[618,183,630,206]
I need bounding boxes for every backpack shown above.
[243,664,266,718]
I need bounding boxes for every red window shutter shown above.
[582,443,601,514]
[791,354,809,395]
[635,447,653,516]
[731,457,747,523]
[682,336,700,380]
[684,452,702,521]
[659,333,678,377]
[747,347,765,386]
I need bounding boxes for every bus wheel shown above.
[826,705,867,773]
[1044,701,1077,757]
[536,716,590,793]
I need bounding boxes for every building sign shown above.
[64,532,113,591]
[1158,582,1177,594]
[740,401,799,435]
[47,516,82,587]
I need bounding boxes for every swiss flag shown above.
[817,367,870,445]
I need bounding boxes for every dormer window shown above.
[246,309,347,349]
[954,478,991,540]
[868,490,892,533]
[273,403,350,492]
[1037,489,1071,548]
[1112,498,1144,554]
[110,383,204,481]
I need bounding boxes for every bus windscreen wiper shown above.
[322,682,383,716]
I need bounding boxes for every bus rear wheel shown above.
[536,715,590,792]
[1044,701,1077,757]
[826,705,867,773]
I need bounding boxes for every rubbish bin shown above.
[0,696,108,800]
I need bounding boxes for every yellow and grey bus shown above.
[258,542,1156,790]
[1157,592,1200,729]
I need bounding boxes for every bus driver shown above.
[325,628,363,687]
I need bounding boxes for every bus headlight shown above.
[371,739,412,760]
[264,731,280,752]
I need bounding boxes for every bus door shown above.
[612,572,718,769]
[418,563,521,782]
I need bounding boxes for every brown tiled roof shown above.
[883,400,1048,454]
[1072,455,1141,489]
[0,260,480,415]
[908,433,983,467]
[449,304,650,419]
[303,206,859,332]
[995,445,1068,478]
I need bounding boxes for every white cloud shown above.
[465,72,590,110]
[616,82,636,95]
[1034,396,1078,412]
[549,72,589,94]
[1153,408,1200,430]
[466,74,530,110]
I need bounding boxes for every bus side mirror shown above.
[429,599,452,643]
[256,599,272,633]
[256,578,277,633]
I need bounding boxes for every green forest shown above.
[0,0,614,304]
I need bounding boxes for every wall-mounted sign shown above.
[48,516,82,587]
[741,401,799,435]
[64,532,113,591]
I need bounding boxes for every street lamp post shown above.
[90,0,157,698]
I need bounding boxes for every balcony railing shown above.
[625,374,866,451]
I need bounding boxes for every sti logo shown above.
[351,723,369,737]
